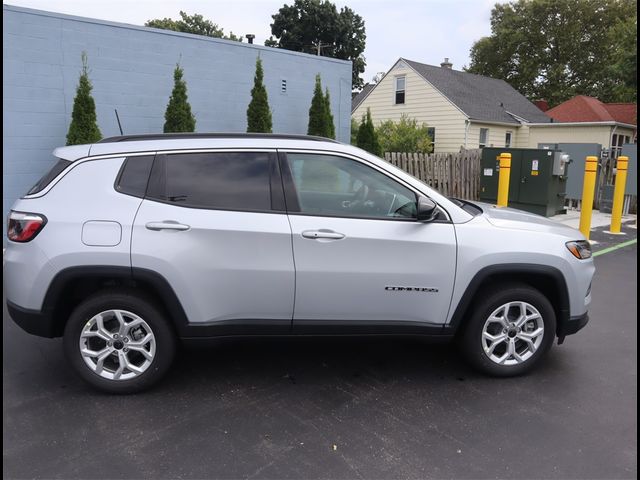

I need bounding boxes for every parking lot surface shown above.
[3,244,637,479]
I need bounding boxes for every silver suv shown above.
[5,133,595,393]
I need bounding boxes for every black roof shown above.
[97,132,340,144]
[351,83,375,113]
[402,59,551,124]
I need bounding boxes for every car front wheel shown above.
[460,284,556,376]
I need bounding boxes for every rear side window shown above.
[27,159,71,195]
[115,155,155,197]
[147,152,273,211]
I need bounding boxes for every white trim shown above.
[468,119,521,127]
[527,121,636,128]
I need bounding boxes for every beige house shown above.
[352,58,636,154]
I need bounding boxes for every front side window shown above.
[479,128,490,148]
[505,131,512,148]
[286,153,417,220]
[147,151,273,211]
[395,76,406,104]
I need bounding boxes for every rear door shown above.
[131,150,295,334]
[281,151,457,331]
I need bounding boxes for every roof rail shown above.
[97,132,341,144]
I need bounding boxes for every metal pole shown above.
[497,152,511,207]
[579,156,598,239]
[609,155,629,234]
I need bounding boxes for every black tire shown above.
[459,283,556,377]
[63,290,176,394]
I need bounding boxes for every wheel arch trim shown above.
[445,263,570,336]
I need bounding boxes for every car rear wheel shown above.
[460,284,556,376]
[63,290,175,393]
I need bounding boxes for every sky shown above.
[4,0,498,85]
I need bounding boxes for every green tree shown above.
[163,64,196,133]
[308,74,330,137]
[356,109,381,156]
[246,57,273,133]
[376,115,432,153]
[265,0,367,89]
[146,11,242,41]
[607,16,637,102]
[350,118,359,145]
[66,52,102,146]
[466,0,637,106]
[324,88,336,139]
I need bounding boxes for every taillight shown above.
[7,211,47,242]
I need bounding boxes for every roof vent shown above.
[440,57,453,69]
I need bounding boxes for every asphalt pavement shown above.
[3,244,637,479]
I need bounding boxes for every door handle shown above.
[145,221,190,231]
[301,229,345,240]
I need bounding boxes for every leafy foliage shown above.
[66,52,102,146]
[376,115,433,154]
[607,15,637,102]
[356,109,382,156]
[247,58,273,133]
[350,118,359,145]
[163,64,196,133]
[466,0,637,106]
[308,75,332,138]
[265,0,366,89]
[146,11,242,41]
[324,88,336,139]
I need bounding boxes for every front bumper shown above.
[557,312,589,343]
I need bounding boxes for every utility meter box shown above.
[553,152,570,176]
[479,148,569,217]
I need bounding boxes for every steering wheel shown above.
[342,184,370,211]
[353,184,369,204]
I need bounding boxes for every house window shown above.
[479,128,489,148]
[395,76,406,104]
[427,127,436,152]
[505,131,512,148]
[611,134,625,159]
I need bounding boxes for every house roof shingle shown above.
[546,95,637,125]
[351,83,374,113]
[403,58,551,124]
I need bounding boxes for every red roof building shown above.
[546,95,636,126]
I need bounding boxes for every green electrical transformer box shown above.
[479,148,570,217]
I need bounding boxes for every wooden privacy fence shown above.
[384,150,482,200]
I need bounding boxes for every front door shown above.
[281,152,457,330]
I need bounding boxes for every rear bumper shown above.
[557,312,589,339]
[6,301,56,338]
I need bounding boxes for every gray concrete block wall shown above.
[3,5,352,234]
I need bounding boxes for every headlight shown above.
[566,240,592,259]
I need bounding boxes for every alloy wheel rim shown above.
[79,309,156,380]
[481,301,544,366]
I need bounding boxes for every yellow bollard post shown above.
[496,152,511,207]
[609,155,629,234]
[579,156,598,240]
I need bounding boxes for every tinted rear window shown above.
[27,159,72,195]
[147,152,273,211]
[115,155,155,197]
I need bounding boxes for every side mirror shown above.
[417,196,438,222]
